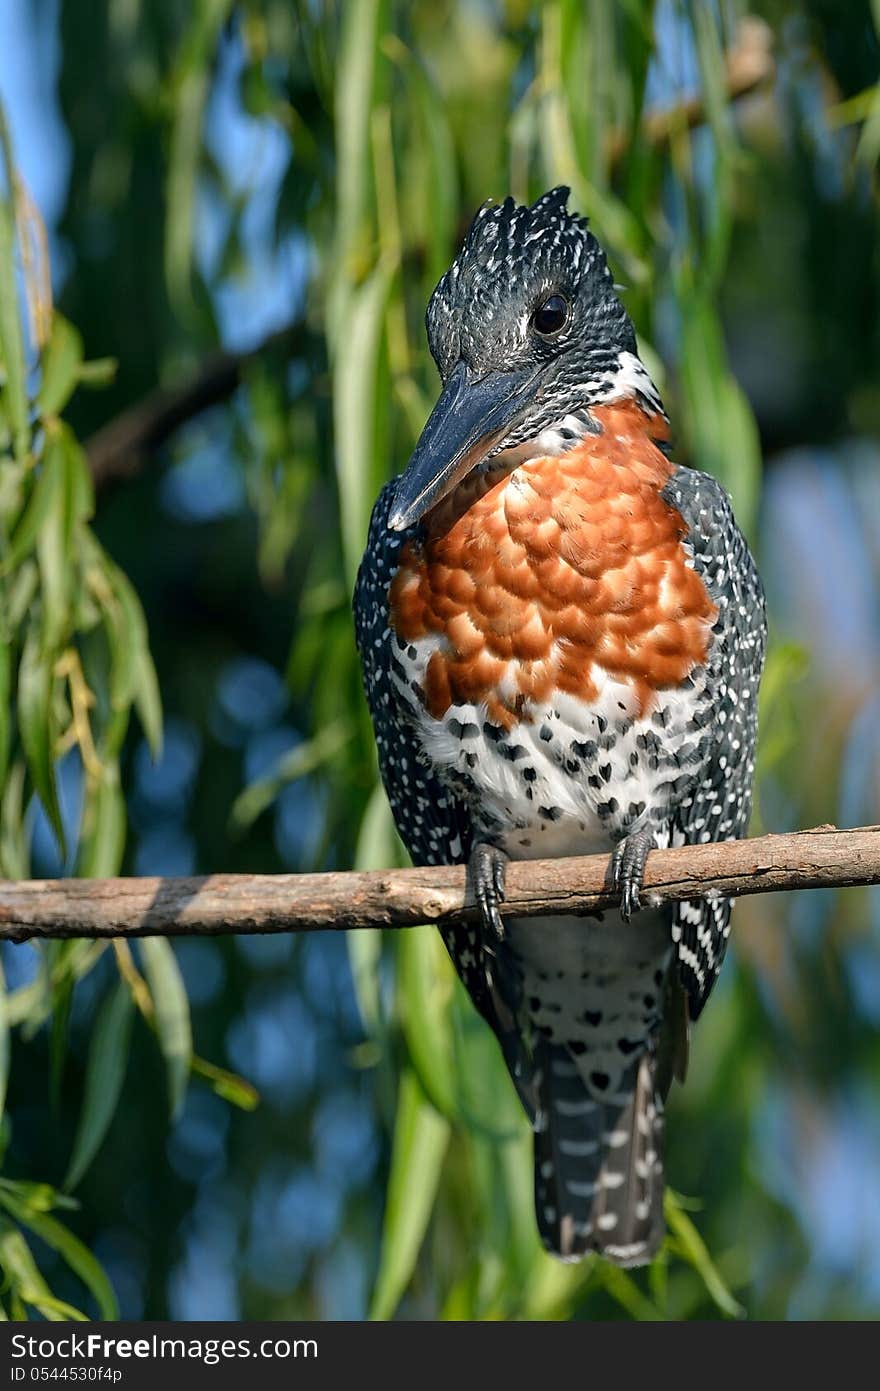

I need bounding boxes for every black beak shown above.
[388,360,537,531]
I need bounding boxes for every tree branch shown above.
[607,18,774,164]
[85,320,307,489]
[0,825,874,944]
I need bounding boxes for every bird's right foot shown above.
[611,825,656,922]
[469,842,508,941]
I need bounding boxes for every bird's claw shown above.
[611,826,656,923]
[470,842,508,941]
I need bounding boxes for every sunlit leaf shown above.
[35,429,76,653]
[165,0,235,312]
[191,1055,259,1111]
[3,444,61,574]
[38,314,84,418]
[398,928,457,1118]
[0,639,9,793]
[17,621,64,853]
[350,781,400,1034]
[0,1220,87,1321]
[333,0,385,285]
[139,938,193,1121]
[0,759,28,880]
[369,1068,450,1320]
[331,260,394,585]
[76,356,117,388]
[678,288,761,533]
[0,1190,117,1320]
[0,112,29,464]
[133,644,163,759]
[77,765,126,878]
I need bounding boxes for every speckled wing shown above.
[353,480,537,1112]
[661,467,767,1019]
[353,481,475,870]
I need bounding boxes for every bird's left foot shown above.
[469,842,508,941]
[611,826,656,922]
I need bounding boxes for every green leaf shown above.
[398,928,457,1118]
[333,0,385,283]
[104,559,146,712]
[38,314,84,418]
[64,981,134,1191]
[0,111,29,464]
[133,643,163,758]
[369,1068,450,1320]
[17,621,65,853]
[595,1263,665,1321]
[25,1292,89,1322]
[389,41,458,284]
[229,718,350,832]
[191,1055,259,1111]
[65,426,95,526]
[77,765,126,878]
[97,550,163,754]
[48,954,73,1111]
[449,994,522,1143]
[331,260,394,586]
[36,430,77,653]
[165,0,235,312]
[3,445,61,574]
[139,938,192,1121]
[0,1191,117,1319]
[0,1179,76,1213]
[5,557,37,629]
[517,1247,593,1321]
[349,781,399,1034]
[678,289,761,534]
[0,956,8,1124]
[0,639,9,792]
[0,758,28,880]
[0,1220,87,1321]
[665,1192,745,1319]
[76,357,116,388]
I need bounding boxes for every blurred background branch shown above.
[606,16,774,163]
[85,318,307,488]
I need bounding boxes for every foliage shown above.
[0,104,253,1318]
[0,0,879,1322]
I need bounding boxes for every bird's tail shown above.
[533,1044,665,1266]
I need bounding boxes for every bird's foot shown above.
[469,842,508,941]
[611,826,656,922]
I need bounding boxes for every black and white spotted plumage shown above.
[662,468,766,1017]
[353,188,766,1265]
[354,462,765,1261]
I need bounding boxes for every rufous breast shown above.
[389,400,717,730]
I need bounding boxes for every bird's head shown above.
[388,186,655,531]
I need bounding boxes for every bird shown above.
[353,187,766,1267]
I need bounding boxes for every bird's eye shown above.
[532,294,569,336]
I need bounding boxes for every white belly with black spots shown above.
[392,641,712,853]
[392,647,708,1083]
